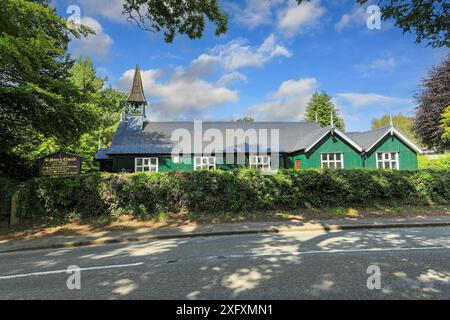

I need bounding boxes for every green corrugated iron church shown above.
[95,66,422,173]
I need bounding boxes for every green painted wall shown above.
[112,154,289,172]
[288,133,362,169]
[365,135,418,169]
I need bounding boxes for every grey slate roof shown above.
[106,121,324,155]
[100,121,420,158]
[289,126,331,152]
[346,127,390,150]
[95,148,111,160]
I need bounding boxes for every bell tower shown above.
[122,65,147,131]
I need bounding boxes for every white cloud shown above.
[228,0,276,29]
[217,72,248,86]
[77,0,125,23]
[277,0,325,38]
[335,6,367,32]
[70,17,113,59]
[116,66,238,120]
[247,78,318,120]
[204,34,292,71]
[355,57,396,77]
[336,93,408,108]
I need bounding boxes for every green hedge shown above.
[14,169,450,221]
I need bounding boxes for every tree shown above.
[413,54,450,150]
[371,114,421,146]
[34,57,127,173]
[0,0,97,178]
[441,105,450,141]
[235,117,255,122]
[356,0,449,48]
[305,91,345,131]
[124,1,448,47]
[123,0,228,43]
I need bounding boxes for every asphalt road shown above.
[0,226,450,299]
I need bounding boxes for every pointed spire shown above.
[127,65,147,103]
[389,114,394,136]
[330,111,334,128]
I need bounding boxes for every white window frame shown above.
[135,157,158,172]
[249,155,271,169]
[194,156,216,170]
[320,153,344,169]
[376,152,399,170]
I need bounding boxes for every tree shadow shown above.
[2,225,449,299]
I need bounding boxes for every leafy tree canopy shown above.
[413,54,450,150]
[441,105,450,142]
[0,0,96,178]
[371,113,421,146]
[235,117,255,122]
[123,0,228,43]
[305,91,345,131]
[35,57,127,173]
[356,0,449,48]
[124,0,449,47]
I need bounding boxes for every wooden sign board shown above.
[38,152,82,176]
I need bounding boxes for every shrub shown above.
[14,169,450,222]
[418,153,450,169]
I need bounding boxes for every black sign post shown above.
[38,152,83,176]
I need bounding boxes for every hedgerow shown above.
[13,169,450,221]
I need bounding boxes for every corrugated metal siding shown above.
[365,135,418,169]
[288,134,362,169]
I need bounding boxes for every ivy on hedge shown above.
[14,169,450,221]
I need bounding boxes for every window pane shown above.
[329,162,335,169]
[392,161,397,169]
[377,162,382,169]
[384,161,390,169]
[336,154,341,161]
[209,157,215,164]
[151,158,157,165]
[136,166,142,172]
[377,153,382,160]
[391,153,397,160]
[137,159,143,166]
[329,154,335,161]
[336,162,342,169]
[384,153,389,160]
[322,154,327,161]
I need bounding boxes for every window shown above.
[194,156,216,170]
[135,157,158,172]
[377,152,398,170]
[249,155,271,169]
[321,153,344,169]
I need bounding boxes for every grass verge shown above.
[1,204,449,242]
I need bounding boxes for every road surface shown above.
[0,226,450,299]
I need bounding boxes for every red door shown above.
[295,159,302,170]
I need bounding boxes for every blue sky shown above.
[55,0,449,131]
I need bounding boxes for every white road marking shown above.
[226,245,450,259]
[0,262,144,280]
[1,246,449,280]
